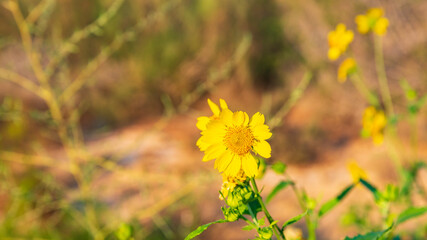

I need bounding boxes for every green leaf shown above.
[344,224,393,240]
[242,224,256,231]
[359,179,382,201]
[266,181,294,204]
[243,199,262,216]
[318,184,354,217]
[271,162,287,174]
[396,206,427,225]
[282,210,308,229]
[184,219,227,240]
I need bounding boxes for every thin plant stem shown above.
[250,178,286,240]
[374,35,394,116]
[350,73,380,107]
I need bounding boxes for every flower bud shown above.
[258,227,273,239]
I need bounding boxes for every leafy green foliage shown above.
[184,219,227,240]
[266,180,294,204]
[396,207,427,225]
[318,184,354,217]
[344,225,393,240]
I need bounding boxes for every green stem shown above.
[350,73,380,107]
[374,35,394,116]
[250,178,286,240]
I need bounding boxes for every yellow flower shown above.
[347,160,368,184]
[361,106,387,145]
[197,107,272,177]
[196,98,228,131]
[284,227,303,240]
[355,8,389,36]
[219,170,247,200]
[337,58,357,82]
[328,23,354,61]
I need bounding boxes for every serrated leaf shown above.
[344,224,393,240]
[266,181,293,204]
[318,184,354,217]
[359,179,382,201]
[396,206,427,225]
[184,219,227,240]
[282,210,308,229]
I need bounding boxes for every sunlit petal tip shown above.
[219,99,228,110]
[250,112,265,127]
[207,99,220,116]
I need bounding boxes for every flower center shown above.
[223,125,254,155]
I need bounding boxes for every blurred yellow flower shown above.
[328,23,354,61]
[355,8,389,36]
[361,106,387,145]
[197,107,272,177]
[284,227,303,240]
[196,98,228,131]
[347,160,368,184]
[219,170,247,200]
[338,58,357,82]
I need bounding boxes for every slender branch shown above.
[268,71,312,130]
[250,178,286,240]
[374,35,394,116]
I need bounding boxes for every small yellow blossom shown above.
[219,170,247,200]
[338,58,357,82]
[347,160,368,184]
[284,227,303,240]
[197,104,272,177]
[328,23,354,61]
[361,106,387,145]
[355,8,389,36]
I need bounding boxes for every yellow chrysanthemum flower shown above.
[328,23,354,61]
[361,106,387,145]
[219,170,247,200]
[197,107,272,177]
[347,160,368,185]
[338,58,357,82]
[355,8,389,36]
[196,98,228,131]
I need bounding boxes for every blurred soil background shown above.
[0,0,426,239]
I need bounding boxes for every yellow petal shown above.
[224,154,241,176]
[233,111,247,126]
[251,124,272,141]
[219,99,228,110]
[355,15,370,34]
[250,112,265,127]
[242,154,258,177]
[196,116,210,131]
[207,99,220,116]
[196,136,208,151]
[373,17,389,36]
[203,143,226,162]
[220,108,233,126]
[328,48,340,61]
[216,150,233,172]
[253,140,272,158]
